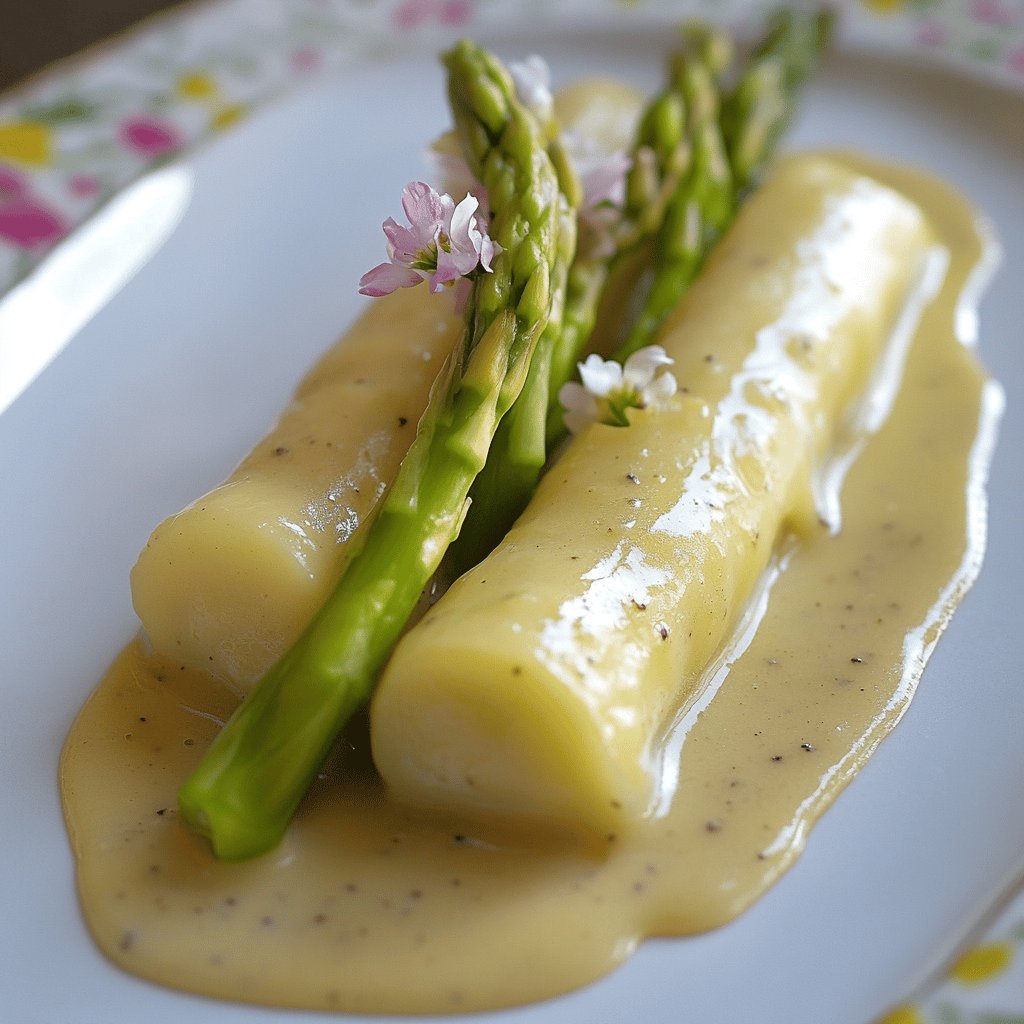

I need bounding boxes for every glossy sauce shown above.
[60,156,1000,1014]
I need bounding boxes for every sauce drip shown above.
[60,157,1000,1014]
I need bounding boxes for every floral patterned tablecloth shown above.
[2,2,1022,1021]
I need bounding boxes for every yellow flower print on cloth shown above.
[949,941,1015,986]
[0,121,52,166]
[879,915,1024,1023]
[863,0,907,13]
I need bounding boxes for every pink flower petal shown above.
[358,261,422,296]
[119,115,183,158]
[401,181,451,243]
[0,198,66,248]
[915,22,947,46]
[448,192,480,250]
[290,47,320,73]
[68,174,100,198]
[478,234,499,272]
[509,55,553,121]
[434,246,479,286]
[971,0,1017,27]
[438,0,472,25]
[0,164,27,202]
[583,151,631,210]
[393,0,428,28]
[382,216,426,262]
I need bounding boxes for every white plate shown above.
[1,25,1023,1024]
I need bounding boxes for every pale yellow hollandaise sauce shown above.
[60,149,999,1014]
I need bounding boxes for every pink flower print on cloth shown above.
[118,115,183,159]
[0,164,66,249]
[393,0,472,29]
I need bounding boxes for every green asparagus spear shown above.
[447,54,693,572]
[448,12,830,571]
[616,9,831,359]
[178,40,576,861]
[722,8,835,194]
[614,35,734,361]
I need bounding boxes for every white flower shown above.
[359,181,500,297]
[509,55,553,122]
[559,346,678,434]
[510,56,632,257]
[565,132,631,210]
[563,131,632,258]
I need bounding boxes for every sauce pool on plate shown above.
[60,154,1000,1014]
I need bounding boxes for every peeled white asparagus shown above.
[130,287,461,690]
[370,154,935,834]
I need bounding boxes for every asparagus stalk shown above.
[614,31,735,361]
[178,40,576,860]
[446,54,693,572]
[447,12,830,572]
[722,8,835,194]
[615,9,831,360]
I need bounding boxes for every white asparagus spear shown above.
[370,154,935,835]
[130,287,461,691]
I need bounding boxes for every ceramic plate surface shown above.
[1,22,1023,1024]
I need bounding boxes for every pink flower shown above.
[581,150,631,212]
[393,0,471,28]
[359,181,500,297]
[68,174,100,198]
[0,164,26,202]
[915,21,947,46]
[0,197,66,249]
[118,115,182,158]
[971,0,1017,27]
[563,131,632,258]
[1009,44,1024,74]
[290,47,320,73]
[437,0,471,24]
[509,55,553,122]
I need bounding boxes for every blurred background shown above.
[1,0,183,91]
